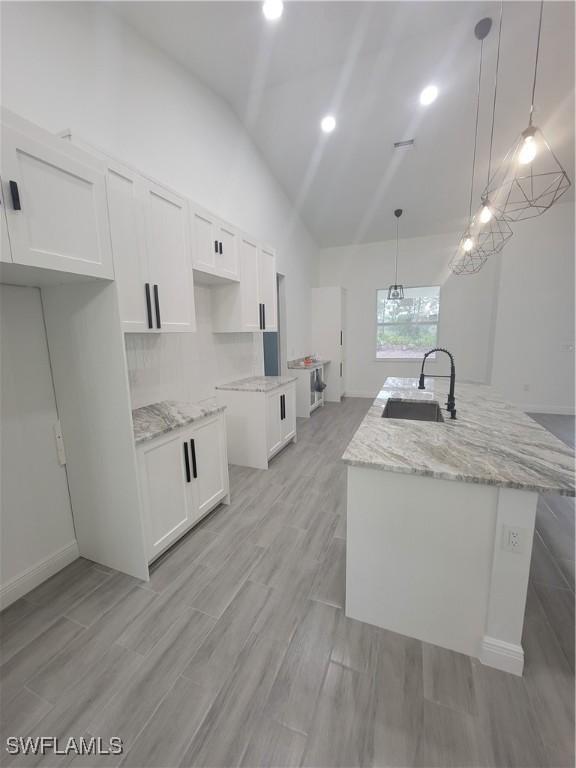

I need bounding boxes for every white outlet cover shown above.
[501,524,525,554]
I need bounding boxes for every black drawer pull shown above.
[154,284,161,329]
[214,240,219,253]
[183,442,191,483]
[190,439,198,479]
[219,241,223,255]
[145,283,153,329]
[9,181,21,211]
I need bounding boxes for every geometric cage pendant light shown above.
[473,0,514,258]
[483,0,571,222]
[450,17,493,276]
[387,208,404,300]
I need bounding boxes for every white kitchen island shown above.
[343,377,575,675]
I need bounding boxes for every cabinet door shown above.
[0,179,12,263]
[139,435,194,561]
[190,416,227,520]
[191,206,217,272]
[1,126,113,278]
[106,165,152,333]
[281,387,296,442]
[216,221,239,280]
[145,182,196,333]
[240,237,261,331]
[266,392,283,458]
[259,246,277,331]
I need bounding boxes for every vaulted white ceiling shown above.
[114,1,574,246]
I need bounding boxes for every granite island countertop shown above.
[287,358,331,370]
[133,400,225,445]
[215,375,297,393]
[342,377,575,496]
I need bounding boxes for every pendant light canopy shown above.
[450,18,492,276]
[483,0,571,221]
[387,208,404,300]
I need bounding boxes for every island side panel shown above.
[346,465,498,660]
[480,487,537,675]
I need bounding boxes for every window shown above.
[376,286,440,360]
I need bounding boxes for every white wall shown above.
[491,202,575,414]
[1,1,317,406]
[316,233,501,397]
[0,286,78,605]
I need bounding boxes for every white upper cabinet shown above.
[106,163,151,333]
[145,182,196,333]
[259,245,278,332]
[190,204,239,282]
[212,236,278,333]
[1,124,113,279]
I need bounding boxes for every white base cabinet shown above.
[216,382,296,470]
[136,413,229,562]
[293,366,326,418]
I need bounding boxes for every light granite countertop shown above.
[215,375,297,393]
[287,358,331,370]
[342,377,575,496]
[133,400,225,445]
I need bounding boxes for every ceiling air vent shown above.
[393,139,415,151]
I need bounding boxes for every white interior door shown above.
[145,182,196,333]
[240,237,261,331]
[266,392,282,457]
[190,417,226,520]
[1,126,113,278]
[139,434,194,561]
[191,206,217,272]
[106,165,152,333]
[216,221,239,280]
[0,285,76,601]
[259,246,278,331]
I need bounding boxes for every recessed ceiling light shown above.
[419,84,439,106]
[320,115,336,133]
[262,0,283,21]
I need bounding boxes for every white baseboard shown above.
[0,541,79,610]
[480,635,524,676]
[523,405,575,416]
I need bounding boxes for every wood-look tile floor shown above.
[1,400,574,767]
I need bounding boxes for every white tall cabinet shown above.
[311,287,346,402]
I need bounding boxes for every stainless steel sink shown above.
[382,398,445,422]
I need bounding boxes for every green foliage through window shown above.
[376,286,440,359]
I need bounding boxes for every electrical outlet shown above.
[501,525,525,554]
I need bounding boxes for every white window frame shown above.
[375,285,441,362]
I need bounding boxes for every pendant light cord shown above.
[395,218,399,284]
[486,1,503,185]
[468,38,484,219]
[529,0,544,126]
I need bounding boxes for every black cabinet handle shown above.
[153,284,161,329]
[219,241,223,255]
[259,303,263,330]
[190,439,198,479]
[183,442,191,483]
[279,394,283,420]
[214,240,219,253]
[340,330,343,346]
[9,181,21,211]
[145,283,153,329]
[340,362,343,377]
[262,303,266,330]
